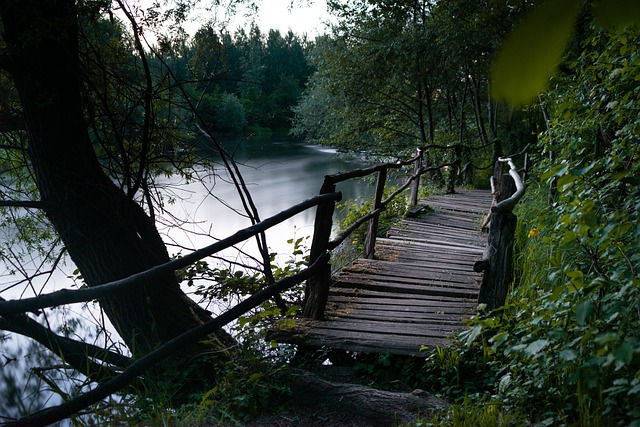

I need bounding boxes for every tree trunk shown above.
[0,0,234,363]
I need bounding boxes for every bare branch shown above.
[0,200,48,209]
[492,157,526,213]
[0,310,130,383]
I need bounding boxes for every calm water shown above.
[0,138,373,420]
[158,138,373,264]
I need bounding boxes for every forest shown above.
[0,0,639,425]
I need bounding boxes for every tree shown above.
[292,0,536,163]
[0,0,236,395]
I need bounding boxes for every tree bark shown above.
[0,0,234,363]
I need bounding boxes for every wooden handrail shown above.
[475,156,526,311]
[0,191,341,316]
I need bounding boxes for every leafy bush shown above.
[418,24,640,427]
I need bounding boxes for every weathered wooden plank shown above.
[333,277,479,299]
[376,237,485,254]
[335,271,479,290]
[329,311,472,326]
[375,246,479,265]
[317,318,461,336]
[327,307,474,324]
[395,220,482,236]
[327,299,477,314]
[329,288,478,305]
[349,257,478,274]
[273,328,439,356]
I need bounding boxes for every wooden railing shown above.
[302,148,463,319]
[474,152,527,311]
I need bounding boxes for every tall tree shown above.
[0,0,234,375]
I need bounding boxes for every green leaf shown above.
[614,341,634,366]
[464,324,483,347]
[575,300,594,325]
[524,339,550,357]
[491,0,582,105]
[593,0,640,28]
[559,349,577,361]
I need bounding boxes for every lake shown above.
[157,138,375,269]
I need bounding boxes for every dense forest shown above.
[0,0,639,426]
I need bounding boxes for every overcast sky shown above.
[243,0,333,36]
[128,0,334,37]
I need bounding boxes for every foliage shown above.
[184,25,313,135]
[491,0,640,105]
[292,0,535,161]
[407,17,640,427]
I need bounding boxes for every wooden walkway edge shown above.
[272,190,493,357]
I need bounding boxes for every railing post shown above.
[474,158,524,311]
[410,147,423,207]
[364,168,387,259]
[302,178,339,320]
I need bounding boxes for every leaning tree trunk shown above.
[0,0,234,364]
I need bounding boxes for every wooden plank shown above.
[317,318,461,337]
[333,277,479,299]
[335,271,479,290]
[375,246,479,266]
[328,300,477,314]
[328,294,478,308]
[349,257,477,274]
[327,307,474,323]
[330,311,472,326]
[329,288,478,304]
[376,237,485,254]
[273,328,439,356]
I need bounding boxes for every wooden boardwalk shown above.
[274,190,493,357]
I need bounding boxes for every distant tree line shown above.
[158,24,315,136]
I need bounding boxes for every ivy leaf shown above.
[614,341,635,366]
[491,0,581,106]
[593,0,640,28]
[559,349,577,361]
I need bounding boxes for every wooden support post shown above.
[364,168,387,259]
[475,168,518,311]
[410,148,423,207]
[303,179,339,320]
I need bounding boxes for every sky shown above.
[240,0,334,36]
[127,0,334,38]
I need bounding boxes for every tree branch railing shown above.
[474,153,528,311]
[0,192,340,317]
